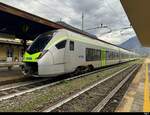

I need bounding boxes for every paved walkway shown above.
[115,59,150,112]
[0,67,24,85]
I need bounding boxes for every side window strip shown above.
[70,41,74,51]
[55,40,67,49]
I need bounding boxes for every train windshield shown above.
[27,31,56,54]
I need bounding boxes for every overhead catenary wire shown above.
[37,1,73,22]
[28,0,132,36]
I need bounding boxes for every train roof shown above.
[57,29,137,55]
[57,22,133,52]
[54,29,135,54]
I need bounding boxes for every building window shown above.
[21,49,24,57]
[86,48,101,61]
[55,40,67,49]
[70,41,74,51]
[7,48,13,57]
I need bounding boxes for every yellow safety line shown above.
[143,64,150,112]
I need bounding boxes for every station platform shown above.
[0,67,24,86]
[116,59,150,112]
[0,62,23,69]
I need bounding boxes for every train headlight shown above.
[37,50,48,59]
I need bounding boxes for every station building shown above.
[0,37,31,62]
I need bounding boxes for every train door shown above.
[101,48,106,67]
[49,40,67,74]
[65,40,76,72]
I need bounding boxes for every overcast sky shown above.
[1,0,136,45]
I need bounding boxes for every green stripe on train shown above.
[23,52,41,62]
[101,48,106,66]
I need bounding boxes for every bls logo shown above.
[26,57,32,60]
[79,56,84,58]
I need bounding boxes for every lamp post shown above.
[81,9,88,31]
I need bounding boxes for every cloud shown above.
[0,0,135,44]
[98,28,136,45]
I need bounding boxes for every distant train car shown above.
[22,29,139,77]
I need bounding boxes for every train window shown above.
[55,40,67,49]
[112,52,114,59]
[106,51,110,60]
[70,41,74,51]
[27,35,53,54]
[111,52,113,59]
[86,48,101,61]
[115,53,117,59]
[110,52,112,60]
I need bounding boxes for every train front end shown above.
[22,31,56,77]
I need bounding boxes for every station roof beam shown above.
[121,0,150,47]
[0,2,63,40]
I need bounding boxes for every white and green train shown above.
[22,29,139,77]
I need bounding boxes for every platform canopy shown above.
[121,0,150,47]
[0,2,64,40]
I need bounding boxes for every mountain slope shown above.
[120,36,150,55]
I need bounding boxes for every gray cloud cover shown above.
[0,0,136,44]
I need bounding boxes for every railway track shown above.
[42,64,140,112]
[0,61,134,87]
[0,62,135,102]
[92,65,140,112]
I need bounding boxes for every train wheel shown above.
[88,65,94,72]
[74,67,81,75]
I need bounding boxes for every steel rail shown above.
[0,78,50,91]
[91,65,139,112]
[0,63,134,102]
